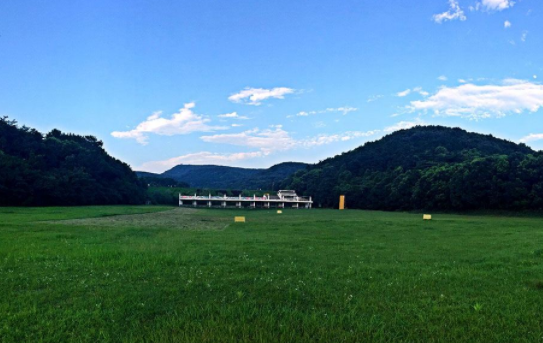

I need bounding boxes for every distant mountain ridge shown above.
[136,162,308,190]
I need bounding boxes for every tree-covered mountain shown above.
[137,162,308,190]
[281,126,543,211]
[0,117,146,206]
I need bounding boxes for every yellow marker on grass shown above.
[339,195,345,210]
[423,214,432,220]
[277,210,282,214]
[234,216,246,223]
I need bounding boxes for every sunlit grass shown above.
[1,206,542,342]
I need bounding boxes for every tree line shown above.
[281,126,543,211]
[0,117,146,206]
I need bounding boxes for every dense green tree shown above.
[282,126,543,211]
[0,117,145,206]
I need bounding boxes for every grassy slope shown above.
[0,206,542,342]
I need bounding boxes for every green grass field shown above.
[1,206,542,342]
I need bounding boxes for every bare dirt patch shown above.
[50,208,229,230]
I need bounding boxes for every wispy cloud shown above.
[433,0,467,23]
[202,125,380,151]
[521,30,528,42]
[413,87,429,96]
[438,75,448,81]
[520,133,543,143]
[504,20,511,28]
[384,118,427,132]
[397,87,428,97]
[409,79,543,120]
[301,130,380,147]
[367,95,383,103]
[397,89,411,97]
[111,103,227,145]
[201,126,295,153]
[480,0,515,11]
[228,87,295,105]
[218,112,249,120]
[294,106,358,117]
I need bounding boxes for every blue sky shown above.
[1,0,542,172]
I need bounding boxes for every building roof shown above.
[278,190,297,197]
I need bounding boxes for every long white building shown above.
[179,190,313,209]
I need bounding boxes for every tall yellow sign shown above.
[339,195,345,210]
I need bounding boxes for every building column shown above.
[193,201,197,207]
[208,201,212,208]
[237,202,242,208]
[222,201,226,208]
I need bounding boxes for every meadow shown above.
[0,206,542,342]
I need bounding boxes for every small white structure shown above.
[179,190,312,209]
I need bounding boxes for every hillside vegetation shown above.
[139,162,308,190]
[0,117,146,206]
[282,126,543,211]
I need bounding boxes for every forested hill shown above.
[0,117,146,206]
[282,126,543,211]
[137,162,308,190]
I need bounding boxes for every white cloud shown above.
[433,0,467,23]
[413,87,429,96]
[295,106,358,117]
[138,151,264,173]
[228,87,295,105]
[111,103,227,145]
[534,75,538,79]
[334,107,358,115]
[409,79,543,120]
[438,75,448,81]
[397,87,428,97]
[480,0,515,11]
[201,126,296,154]
[469,3,481,11]
[384,119,427,132]
[231,124,243,127]
[218,112,249,120]
[520,133,543,143]
[397,89,411,97]
[504,20,511,28]
[367,95,383,102]
[301,130,380,147]
[521,31,528,42]
[202,125,380,155]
